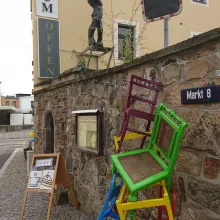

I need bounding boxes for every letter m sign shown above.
[36,0,58,19]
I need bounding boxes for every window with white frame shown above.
[190,31,202,38]
[190,0,209,7]
[114,19,139,62]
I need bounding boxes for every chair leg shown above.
[140,135,147,149]
[128,194,137,220]
[119,116,129,152]
[116,205,126,220]
[120,113,127,134]
[166,202,173,220]
[164,186,174,220]
[166,176,172,201]
[157,186,163,220]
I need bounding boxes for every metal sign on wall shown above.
[38,18,60,78]
[36,0,58,19]
[141,0,182,23]
[181,85,220,104]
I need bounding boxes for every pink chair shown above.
[118,74,162,153]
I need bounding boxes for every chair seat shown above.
[118,152,163,184]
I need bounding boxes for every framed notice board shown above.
[72,109,103,155]
[21,154,78,220]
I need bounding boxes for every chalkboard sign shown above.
[21,154,78,220]
[181,85,220,104]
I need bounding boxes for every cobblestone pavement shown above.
[0,149,93,220]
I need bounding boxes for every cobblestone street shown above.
[0,149,93,220]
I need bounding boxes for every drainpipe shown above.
[164,18,169,48]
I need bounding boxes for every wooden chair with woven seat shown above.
[114,132,177,220]
[111,103,188,219]
[118,74,162,153]
[116,180,175,220]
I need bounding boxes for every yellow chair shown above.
[116,181,173,220]
[113,131,152,153]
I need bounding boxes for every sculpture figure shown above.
[88,0,103,47]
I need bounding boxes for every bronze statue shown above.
[88,0,103,47]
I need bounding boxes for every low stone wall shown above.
[34,28,220,219]
[0,125,32,133]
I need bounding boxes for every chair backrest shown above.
[127,74,161,111]
[148,104,188,174]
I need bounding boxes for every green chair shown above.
[111,103,188,219]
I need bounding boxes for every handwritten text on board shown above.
[35,159,53,167]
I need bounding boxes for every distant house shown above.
[0,90,34,125]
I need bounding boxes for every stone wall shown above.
[34,28,220,219]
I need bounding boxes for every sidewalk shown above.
[0,148,92,220]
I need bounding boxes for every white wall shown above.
[24,114,34,125]
[19,96,34,112]
[10,113,23,125]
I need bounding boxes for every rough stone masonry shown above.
[33,28,220,219]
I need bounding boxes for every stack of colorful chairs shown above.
[98,75,187,220]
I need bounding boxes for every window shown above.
[118,25,135,60]
[12,101,16,107]
[31,101,34,108]
[6,101,9,106]
[190,31,202,38]
[190,0,209,7]
[193,0,206,4]
[114,19,139,63]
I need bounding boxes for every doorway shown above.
[45,111,54,153]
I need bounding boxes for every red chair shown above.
[118,74,162,153]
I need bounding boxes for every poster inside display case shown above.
[72,109,102,155]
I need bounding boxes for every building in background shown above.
[0,85,34,125]
[19,95,34,113]
[1,96,19,108]
[31,0,220,92]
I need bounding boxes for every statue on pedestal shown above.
[88,0,103,47]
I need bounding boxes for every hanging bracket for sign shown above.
[20,153,78,220]
[181,85,220,104]
[141,0,183,23]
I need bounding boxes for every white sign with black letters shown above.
[181,85,220,104]
[36,0,58,19]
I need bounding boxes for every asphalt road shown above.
[0,139,26,170]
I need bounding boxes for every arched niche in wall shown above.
[44,111,55,153]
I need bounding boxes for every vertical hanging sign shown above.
[38,18,60,78]
[36,0,58,19]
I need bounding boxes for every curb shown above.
[0,148,23,180]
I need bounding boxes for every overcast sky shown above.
[0,1,32,96]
